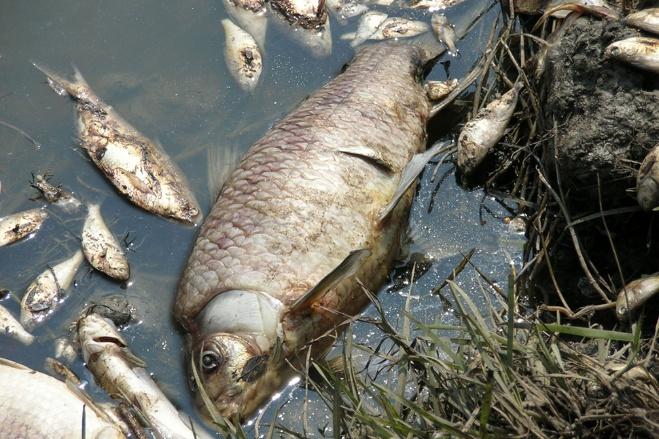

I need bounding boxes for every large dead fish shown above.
[0,357,126,438]
[270,0,332,57]
[222,0,268,48]
[78,313,211,439]
[33,64,202,224]
[20,249,84,329]
[0,207,48,247]
[176,43,438,422]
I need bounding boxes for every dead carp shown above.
[82,204,130,281]
[33,64,202,224]
[0,357,125,438]
[270,0,332,57]
[0,303,34,345]
[77,313,210,439]
[624,8,659,36]
[20,249,84,329]
[605,36,659,74]
[222,19,263,92]
[177,43,435,422]
[0,207,48,247]
[457,82,523,176]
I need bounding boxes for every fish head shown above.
[190,332,287,423]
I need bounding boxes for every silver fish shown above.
[78,313,210,439]
[0,208,48,247]
[425,78,459,101]
[223,0,268,48]
[349,10,388,47]
[605,36,659,73]
[616,274,659,321]
[636,143,659,210]
[457,82,523,176]
[369,17,430,41]
[30,173,82,212]
[431,14,458,54]
[0,303,34,345]
[33,64,202,224]
[270,0,332,57]
[0,357,126,438]
[222,19,264,92]
[82,204,130,281]
[177,43,437,421]
[625,8,659,36]
[20,249,84,329]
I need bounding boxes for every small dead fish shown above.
[0,303,34,345]
[369,17,430,41]
[349,10,388,47]
[457,82,523,176]
[0,358,126,438]
[223,0,268,49]
[431,14,458,54]
[78,313,210,439]
[605,36,659,74]
[82,204,130,281]
[54,337,78,363]
[222,19,263,92]
[616,273,659,321]
[636,143,659,210]
[20,249,84,329]
[30,173,82,212]
[270,0,332,57]
[33,64,202,224]
[0,208,48,247]
[425,78,459,101]
[625,8,659,36]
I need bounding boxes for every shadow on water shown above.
[0,0,521,436]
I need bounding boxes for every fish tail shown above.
[70,64,91,88]
[32,62,83,97]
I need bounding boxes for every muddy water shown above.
[0,0,522,436]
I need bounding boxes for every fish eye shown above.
[201,350,223,372]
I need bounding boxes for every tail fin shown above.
[32,62,86,97]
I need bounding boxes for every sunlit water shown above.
[0,0,522,437]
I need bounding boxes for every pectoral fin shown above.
[337,145,396,173]
[378,141,452,223]
[290,249,371,313]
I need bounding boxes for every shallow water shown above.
[0,0,522,436]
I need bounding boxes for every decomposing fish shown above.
[222,19,264,92]
[82,203,130,281]
[78,313,210,439]
[20,249,84,329]
[0,208,48,247]
[545,0,618,19]
[30,172,82,212]
[457,82,523,176]
[0,357,126,438]
[326,0,368,23]
[636,143,659,210]
[625,8,659,36]
[616,273,659,321]
[222,0,268,49]
[431,14,458,54]
[177,43,440,421]
[33,64,202,224]
[54,336,78,363]
[369,17,430,41]
[407,0,466,10]
[424,78,459,101]
[0,303,34,345]
[269,0,332,57]
[346,10,388,47]
[605,36,659,74]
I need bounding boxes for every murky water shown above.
[0,0,522,436]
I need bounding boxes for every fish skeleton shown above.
[82,203,130,281]
[222,19,264,92]
[0,207,48,247]
[176,43,437,422]
[33,64,202,224]
[605,36,659,74]
[20,249,84,329]
[78,313,211,439]
[0,357,125,438]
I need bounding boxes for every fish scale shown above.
[176,43,430,420]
